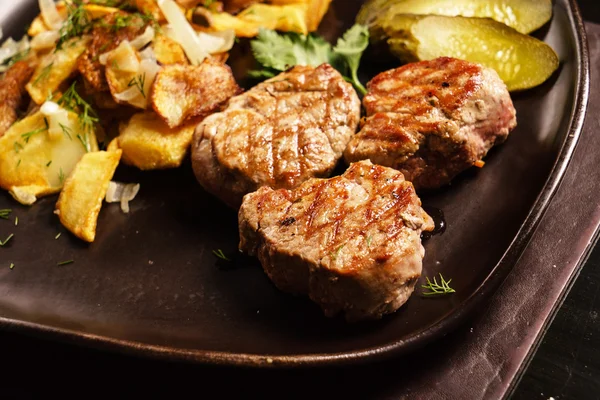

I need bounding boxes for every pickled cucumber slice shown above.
[382,15,559,91]
[357,0,552,35]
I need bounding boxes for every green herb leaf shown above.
[127,73,147,98]
[32,62,54,87]
[332,24,369,95]
[57,82,99,142]
[57,260,74,266]
[0,209,12,220]
[0,233,14,246]
[421,273,456,296]
[249,25,369,95]
[56,1,93,51]
[212,249,231,262]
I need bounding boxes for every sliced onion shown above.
[105,181,140,213]
[30,30,60,50]
[114,58,161,109]
[157,0,209,65]
[130,26,155,50]
[41,100,73,141]
[198,29,235,54]
[39,0,64,30]
[108,41,140,72]
[139,46,157,62]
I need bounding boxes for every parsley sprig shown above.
[250,24,369,95]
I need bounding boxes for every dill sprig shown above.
[56,0,93,51]
[128,73,146,98]
[57,82,98,151]
[21,118,49,143]
[13,142,24,153]
[0,233,14,246]
[212,249,231,262]
[421,273,456,296]
[59,168,66,184]
[32,62,54,87]
[1,49,30,68]
[0,209,12,219]
[57,260,74,266]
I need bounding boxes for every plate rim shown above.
[0,0,590,368]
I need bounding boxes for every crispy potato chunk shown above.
[135,0,164,21]
[118,112,197,170]
[55,149,122,242]
[26,37,90,104]
[198,2,331,37]
[0,61,35,137]
[0,111,99,205]
[77,12,148,92]
[152,34,189,65]
[151,59,240,128]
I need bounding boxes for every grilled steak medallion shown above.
[191,63,361,208]
[239,160,434,321]
[344,57,517,189]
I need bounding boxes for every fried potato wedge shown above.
[151,59,240,128]
[152,34,189,65]
[26,37,90,104]
[55,149,122,242]
[201,3,309,37]
[118,112,197,170]
[0,111,99,205]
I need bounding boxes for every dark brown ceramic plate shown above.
[0,0,589,367]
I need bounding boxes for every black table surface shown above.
[2,2,600,399]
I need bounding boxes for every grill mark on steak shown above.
[238,160,434,321]
[192,64,361,208]
[345,57,517,189]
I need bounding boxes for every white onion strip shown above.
[39,0,63,30]
[157,0,209,65]
[105,181,140,213]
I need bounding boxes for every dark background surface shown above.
[0,1,599,399]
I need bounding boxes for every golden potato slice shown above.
[135,0,165,21]
[0,110,99,205]
[151,59,240,128]
[305,0,332,32]
[105,41,141,98]
[55,149,122,243]
[118,112,197,170]
[152,34,189,65]
[205,3,309,37]
[26,37,90,104]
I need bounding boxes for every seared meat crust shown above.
[0,61,35,137]
[192,63,361,208]
[344,57,517,189]
[239,160,434,321]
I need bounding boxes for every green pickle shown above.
[357,0,553,34]
[374,14,559,91]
